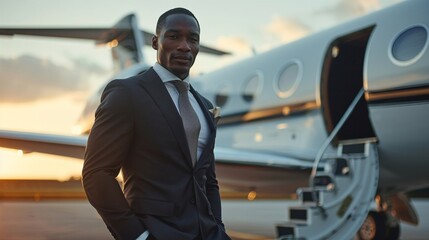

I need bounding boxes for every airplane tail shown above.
[99,14,145,73]
[0,14,229,74]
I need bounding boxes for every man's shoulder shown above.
[107,67,156,88]
[121,67,155,84]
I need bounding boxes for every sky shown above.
[0,0,401,180]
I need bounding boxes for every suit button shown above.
[190,199,196,205]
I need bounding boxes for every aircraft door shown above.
[320,26,376,143]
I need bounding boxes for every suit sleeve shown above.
[82,80,145,240]
[206,157,225,229]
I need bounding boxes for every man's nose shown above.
[177,39,191,51]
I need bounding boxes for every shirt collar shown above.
[153,62,190,86]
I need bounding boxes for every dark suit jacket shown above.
[82,68,230,240]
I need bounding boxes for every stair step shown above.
[298,187,344,206]
[341,143,365,154]
[276,223,307,240]
[338,140,371,158]
[312,174,335,190]
[276,224,295,237]
[280,207,332,238]
[289,207,309,223]
[297,188,320,205]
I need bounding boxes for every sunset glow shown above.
[0,0,401,180]
[0,95,88,180]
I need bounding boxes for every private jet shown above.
[1,0,429,239]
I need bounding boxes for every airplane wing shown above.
[0,27,230,56]
[0,130,86,159]
[0,28,107,41]
[0,129,312,197]
[0,129,311,168]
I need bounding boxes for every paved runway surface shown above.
[0,199,428,239]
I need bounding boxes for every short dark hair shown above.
[156,7,200,35]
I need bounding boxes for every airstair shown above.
[276,89,379,239]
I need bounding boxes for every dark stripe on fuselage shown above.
[366,84,429,106]
[218,101,319,126]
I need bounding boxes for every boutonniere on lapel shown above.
[209,106,221,124]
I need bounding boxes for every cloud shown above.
[195,36,254,71]
[0,55,108,103]
[320,0,382,20]
[264,16,311,46]
[215,36,253,55]
[198,19,310,71]
[70,57,107,76]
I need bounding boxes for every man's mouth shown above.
[172,55,192,64]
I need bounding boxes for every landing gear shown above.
[358,211,386,240]
[357,211,400,240]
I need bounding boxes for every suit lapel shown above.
[190,86,215,132]
[190,86,216,168]
[138,68,193,166]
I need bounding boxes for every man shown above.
[82,7,230,240]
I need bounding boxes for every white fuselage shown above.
[192,0,429,195]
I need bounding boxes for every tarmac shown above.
[0,199,428,240]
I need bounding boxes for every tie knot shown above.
[172,80,188,94]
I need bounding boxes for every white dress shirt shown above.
[153,62,209,160]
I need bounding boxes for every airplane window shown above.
[241,73,262,102]
[390,25,428,66]
[276,61,302,98]
[215,85,230,107]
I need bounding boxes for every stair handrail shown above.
[310,88,365,180]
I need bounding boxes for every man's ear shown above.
[152,35,158,50]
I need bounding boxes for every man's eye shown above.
[168,34,178,39]
[189,37,199,43]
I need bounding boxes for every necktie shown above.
[172,80,201,166]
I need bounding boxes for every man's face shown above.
[152,14,200,79]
